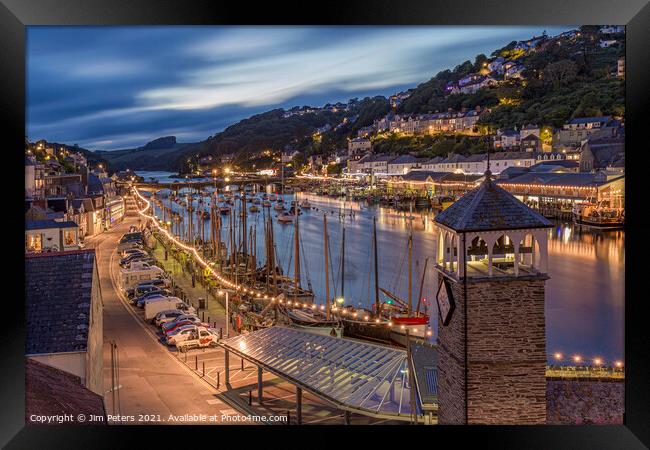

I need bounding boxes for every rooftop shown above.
[567,116,613,125]
[25,220,78,231]
[220,326,424,420]
[435,173,553,232]
[25,250,96,355]
[25,358,106,421]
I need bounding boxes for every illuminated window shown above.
[64,230,76,246]
[26,234,42,252]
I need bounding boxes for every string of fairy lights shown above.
[133,186,622,361]
[133,186,416,329]
[550,352,624,369]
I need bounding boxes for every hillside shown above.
[95,136,197,172]
[398,26,624,129]
[84,26,624,173]
[172,96,390,172]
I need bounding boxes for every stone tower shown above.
[433,170,552,424]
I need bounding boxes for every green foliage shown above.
[326,162,343,175]
[371,133,490,158]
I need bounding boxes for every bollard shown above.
[202,311,205,321]
[219,328,223,340]
[241,358,244,371]
[287,410,291,425]
[249,390,252,406]
[195,356,198,370]
[217,371,220,389]
[214,322,217,329]
[202,362,205,377]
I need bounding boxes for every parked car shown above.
[154,310,184,327]
[144,297,187,321]
[175,328,220,352]
[122,248,146,258]
[164,325,209,346]
[161,314,200,331]
[135,289,172,307]
[130,285,168,300]
[126,279,168,298]
[123,257,156,269]
[120,252,148,267]
[163,318,208,334]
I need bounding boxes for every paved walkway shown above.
[149,242,228,333]
[89,198,245,425]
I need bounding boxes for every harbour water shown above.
[137,171,625,363]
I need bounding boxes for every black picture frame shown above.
[3,0,648,447]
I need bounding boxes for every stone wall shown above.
[546,379,624,424]
[437,271,547,424]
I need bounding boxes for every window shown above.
[26,233,42,252]
[64,230,76,245]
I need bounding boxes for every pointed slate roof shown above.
[434,172,553,232]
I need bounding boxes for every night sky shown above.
[27,26,572,150]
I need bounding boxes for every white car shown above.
[154,310,184,327]
[164,325,199,346]
[176,328,220,352]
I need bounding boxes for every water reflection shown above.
[141,173,624,363]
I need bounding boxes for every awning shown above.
[220,326,425,420]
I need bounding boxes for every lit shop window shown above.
[64,230,76,245]
[26,234,42,252]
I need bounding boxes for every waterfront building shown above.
[496,171,625,209]
[386,155,426,175]
[387,171,482,197]
[433,169,552,424]
[25,250,103,395]
[579,137,625,173]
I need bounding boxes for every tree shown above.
[543,60,578,89]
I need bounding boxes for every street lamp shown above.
[218,290,230,337]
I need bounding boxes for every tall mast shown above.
[373,216,380,316]
[341,218,345,302]
[324,214,330,320]
[294,193,300,294]
[416,257,429,316]
[408,204,413,316]
[241,192,248,262]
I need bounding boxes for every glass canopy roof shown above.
[220,326,424,419]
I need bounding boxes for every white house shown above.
[25,220,80,253]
